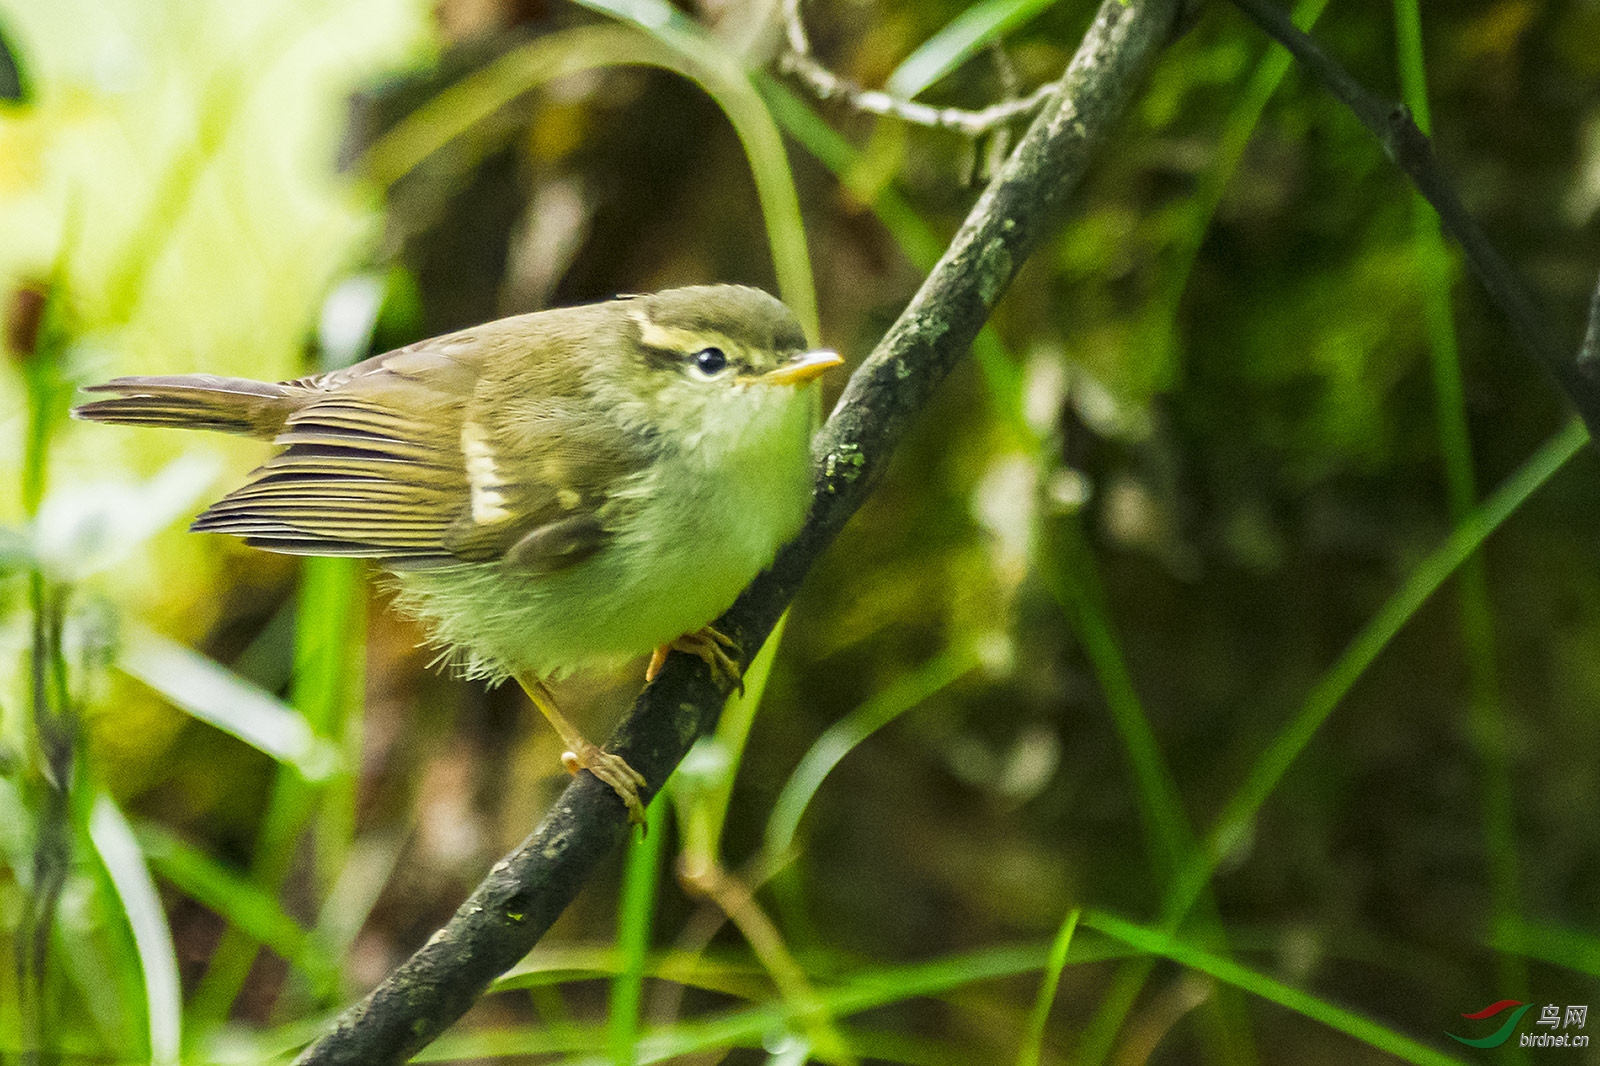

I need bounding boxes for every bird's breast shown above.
[389,394,815,682]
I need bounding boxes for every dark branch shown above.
[1225,0,1600,445]
[291,0,1182,1061]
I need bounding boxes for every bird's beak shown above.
[759,349,844,387]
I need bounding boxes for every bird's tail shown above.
[72,374,302,439]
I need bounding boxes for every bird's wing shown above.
[191,321,636,571]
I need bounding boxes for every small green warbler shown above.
[75,285,843,821]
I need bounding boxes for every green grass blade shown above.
[1039,516,1196,876]
[495,946,768,995]
[117,627,339,781]
[1081,422,1584,1063]
[1044,513,1261,1066]
[135,821,337,996]
[414,1022,1001,1063]
[616,941,1110,1063]
[1043,488,1259,1063]
[187,555,364,1026]
[1016,907,1079,1066]
[87,794,182,1066]
[762,643,982,868]
[611,794,669,1066]
[1191,421,1587,917]
[886,0,1061,100]
[1492,919,1600,978]
[1393,0,1527,1015]
[1084,911,1465,1066]
[13,832,146,1058]
[1392,0,1432,135]
[679,612,789,868]
[362,29,607,187]
[834,1027,969,1066]
[296,555,367,902]
[1075,421,1587,1061]
[757,75,945,261]
[311,829,407,966]
[425,940,1130,1061]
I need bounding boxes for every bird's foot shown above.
[517,673,649,826]
[646,625,745,695]
[561,742,649,825]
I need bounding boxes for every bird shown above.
[73,284,843,822]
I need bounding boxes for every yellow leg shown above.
[515,673,647,824]
[646,625,745,695]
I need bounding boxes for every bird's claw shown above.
[646,626,745,695]
[562,742,648,825]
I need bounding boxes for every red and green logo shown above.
[1449,1000,1533,1048]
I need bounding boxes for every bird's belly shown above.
[388,449,811,683]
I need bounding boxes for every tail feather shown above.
[72,374,302,439]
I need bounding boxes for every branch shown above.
[292,0,1181,1061]
[1225,0,1600,445]
[778,0,1056,137]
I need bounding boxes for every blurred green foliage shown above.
[2,0,1599,1062]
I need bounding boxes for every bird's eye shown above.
[692,347,729,376]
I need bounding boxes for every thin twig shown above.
[1225,0,1600,444]
[778,0,1057,136]
[291,0,1182,1061]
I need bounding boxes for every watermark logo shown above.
[1449,1001,1589,1049]
[1449,1001,1533,1048]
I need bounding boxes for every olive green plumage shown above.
[75,285,841,683]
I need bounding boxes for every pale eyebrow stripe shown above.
[628,309,743,360]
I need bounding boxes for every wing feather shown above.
[191,308,641,568]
